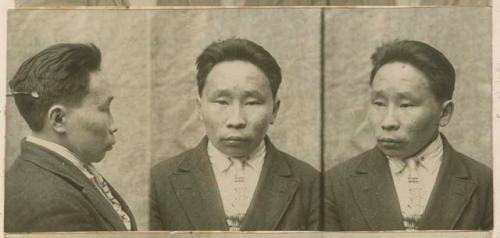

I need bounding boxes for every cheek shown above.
[367,107,382,127]
[200,110,225,139]
[404,110,439,136]
[80,115,109,138]
[201,108,222,126]
[247,108,274,130]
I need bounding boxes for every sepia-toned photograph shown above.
[2,2,494,238]
[322,7,492,231]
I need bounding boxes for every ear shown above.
[48,105,68,134]
[438,100,454,127]
[195,96,204,121]
[270,99,280,125]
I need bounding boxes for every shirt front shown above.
[208,140,266,230]
[387,134,443,229]
[25,135,131,230]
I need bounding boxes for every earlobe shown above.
[270,99,281,125]
[439,100,454,127]
[48,105,67,133]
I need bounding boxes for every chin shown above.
[222,148,251,158]
[378,147,406,159]
[87,153,106,163]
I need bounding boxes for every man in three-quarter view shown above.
[324,40,492,231]
[5,43,136,232]
[150,38,320,231]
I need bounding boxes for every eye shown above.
[400,103,414,108]
[372,101,385,107]
[245,101,261,106]
[214,100,229,105]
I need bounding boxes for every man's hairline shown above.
[370,60,453,103]
[197,59,279,100]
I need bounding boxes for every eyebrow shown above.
[242,90,265,99]
[210,89,231,97]
[209,89,266,98]
[371,90,419,100]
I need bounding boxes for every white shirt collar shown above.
[25,135,94,179]
[388,134,444,174]
[207,139,266,172]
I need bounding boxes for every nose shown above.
[110,126,118,135]
[380,106,400,131]
[226,104,246,129]
[109,118,118,135]
[108,126,117,145]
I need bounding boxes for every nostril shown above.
[381,124,399,130]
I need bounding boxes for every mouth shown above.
[221,136,249,145]
[377,138,403,148]
[105,143,115,151]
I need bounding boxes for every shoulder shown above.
[6,158,90,218]
[151,146,200,178]
[326,148,375,179]
[441,136,491,182]
[452,149,492,182]
[277,149,319,178]
[6,158,72,195]
[265,137,319,177]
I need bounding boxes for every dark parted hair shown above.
[196,38,282,98]
[9,43,102,131]
[369,40,455,102]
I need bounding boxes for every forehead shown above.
[204,60,271,94]
[85,71,113,100]
[371,62,432,94]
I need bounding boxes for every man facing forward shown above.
[325,40,492,231]
[150,38,320,231]
[5,43,136,232]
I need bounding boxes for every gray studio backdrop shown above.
[6,7,491,230]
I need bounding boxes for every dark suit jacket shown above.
[150,136,320,231]
[324,135,493,231]
[5,139,137,232]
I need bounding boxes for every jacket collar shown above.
[241,136,298,230]
[350,134,475,230]
[171,136,296,230]
[177,136,293,176]
[19,138,132,231]
[20,138,89,190]
[355,134,469,178]
[418,135,475,229]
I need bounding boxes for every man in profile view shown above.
[324,40,492,231]
[5,43,136,232]
[150,38,320,231]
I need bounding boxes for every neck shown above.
[32,131,60,144]
[31,131,84,161]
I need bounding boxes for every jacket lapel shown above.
[169,138,228,230]
[20,140,128,231]
[419,136,477,229]
[348,148,404,230]
[241,138,299,230]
